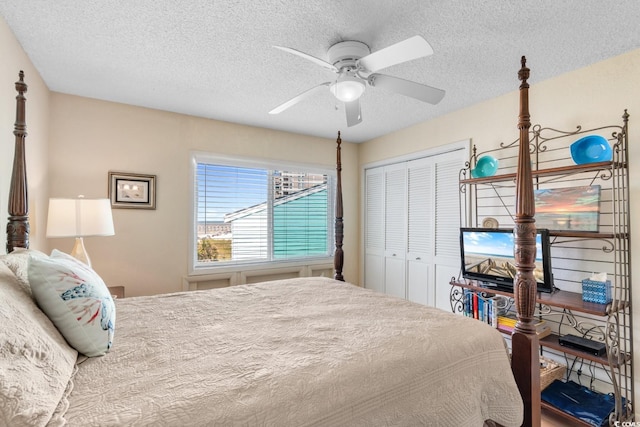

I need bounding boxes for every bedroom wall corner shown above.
[0,15,50,252]
[47,94,360,295]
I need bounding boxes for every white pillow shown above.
[28,250,116,357]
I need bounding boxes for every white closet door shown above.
[433,149,465,310]
[383,163,407,298]
[406,157,433,305]
[364,167,385,293]
[363,141,468,305]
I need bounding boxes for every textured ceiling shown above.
[2,1,640,143]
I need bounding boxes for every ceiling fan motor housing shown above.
[328,41,370,71]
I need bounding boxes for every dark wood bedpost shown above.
[334,131,344,281]
[6,71,29,253]
[511,57,540,427]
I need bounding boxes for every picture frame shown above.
[534,185,601,232]
[108,171,156,209]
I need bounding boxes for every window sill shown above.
[184,257,335,291]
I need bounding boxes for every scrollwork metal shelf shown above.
[453,110,633,423]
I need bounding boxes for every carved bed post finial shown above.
[334,131,344,281]
[514,56,536,330]
[511,56,541,427]
[7,71,30,253]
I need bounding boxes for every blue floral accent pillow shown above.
[28,250,116,357]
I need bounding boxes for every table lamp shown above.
[46,196,115,267]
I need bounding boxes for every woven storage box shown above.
[540,356,566,390]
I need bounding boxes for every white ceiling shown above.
[2,1,640,143]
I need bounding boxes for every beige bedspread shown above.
[61,277,523,426]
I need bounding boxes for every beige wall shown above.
[360,47,640,417]
[361,50,640,164]
[1,15,49,250]
[47,94,359,295]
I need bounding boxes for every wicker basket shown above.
[540,356,566,390]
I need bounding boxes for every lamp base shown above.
[70,237,92,267]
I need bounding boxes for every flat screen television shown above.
[459,227,554,293]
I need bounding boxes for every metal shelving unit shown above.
[450,111,633,425]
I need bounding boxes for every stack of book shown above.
[497,313,551,338]
[462,289,498,328]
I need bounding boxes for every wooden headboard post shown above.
[6,71,29,253]
[333,131,344,281]
[510,57,541,427]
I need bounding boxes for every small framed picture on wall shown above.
[108,171,156,209]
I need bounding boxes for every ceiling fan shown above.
[268,35,445,127]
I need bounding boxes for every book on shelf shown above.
[497,316,551,338]
[462,289,499,328]
[473,292,478,320]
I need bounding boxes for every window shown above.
[191,153,335,272]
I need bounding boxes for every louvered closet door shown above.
[363,142,467,304]
[364,167,385,293]
[433,149,466,310]
[406,157,432,305]
[383,163,408,298]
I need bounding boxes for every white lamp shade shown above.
[47,198,115,237]
[330,76,365,103]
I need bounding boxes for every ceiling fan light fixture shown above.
[271,35,443,122]
[330,76,365,103]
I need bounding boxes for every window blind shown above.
[195,160,333,267]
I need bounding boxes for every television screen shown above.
[459,227,554,293]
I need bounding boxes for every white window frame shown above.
[189,151,336,276]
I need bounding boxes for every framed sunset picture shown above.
[534,185,601,232]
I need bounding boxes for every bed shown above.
[0,67,533,426]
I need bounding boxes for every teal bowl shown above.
[570,135,612,165]
[471,155,499,178]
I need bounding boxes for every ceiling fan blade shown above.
[273,46,338,72]
[368,73,445,104]
[345,99,362,127]
[358,35,434,72]
[269,82,332,115]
